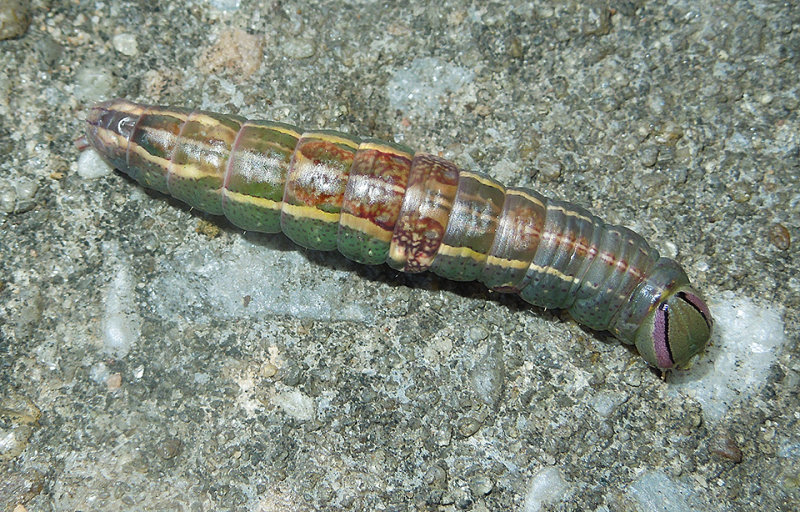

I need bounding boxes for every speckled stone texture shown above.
[1,1,798,510]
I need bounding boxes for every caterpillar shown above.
[83,99,712,371]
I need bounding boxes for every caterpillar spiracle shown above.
[82,99,713,372]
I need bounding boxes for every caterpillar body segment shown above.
[84,99,712,371]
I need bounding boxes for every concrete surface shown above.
[1,0,798,510]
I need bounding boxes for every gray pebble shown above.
[424,463,448,487]
[0,0,30,40]
[14,178,37,200]
[281,37,316,59]
[470,342,505,407]
[639,146,659,167]
[0,183,16,213]
[469,474,494,496]
[536,157,563,181]
[457,416,482,438]
[468,326,489,342]
[155,437,182,460]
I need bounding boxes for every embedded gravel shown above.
[1,1,798,510]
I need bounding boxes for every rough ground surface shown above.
[1,0,798,511]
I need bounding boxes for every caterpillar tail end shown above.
[83,99,144,172]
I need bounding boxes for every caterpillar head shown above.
[634,287,712,370]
